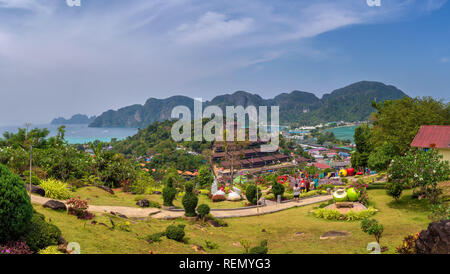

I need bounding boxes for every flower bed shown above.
[312,206,377,221]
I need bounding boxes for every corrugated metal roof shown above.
[410,125,450,149]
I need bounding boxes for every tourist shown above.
[293,183,300,201]
[305,180,310,192]
[300,179,306,193]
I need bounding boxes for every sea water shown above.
[325,126,356,142]
[0,124,138,144]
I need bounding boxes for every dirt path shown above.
[31,194,332,219]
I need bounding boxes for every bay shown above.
[0,124,138,144]
[325,125,356,142]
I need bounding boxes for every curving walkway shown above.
[31,194,332,219]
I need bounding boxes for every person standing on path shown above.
[293,183,300,202]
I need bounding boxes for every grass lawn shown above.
[33,188,433,254]
[71,186,247,209]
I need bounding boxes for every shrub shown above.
[0,164,33,242]
[428,203,450,222]
[40,179,72,200]
[246,185,261,205]
[131,176,156,194]
[361,219,384,243]
[396,233,420,254]
[205,240,219,250]
[66,196,95,220]
[162,177,177,206]
[271,181,285,199]
[197,204,210,219]
[386,181,403,201]
[249,240,268,254]
[0,241,32,254]
[313,207,377,221]
[146,232,165,243]
[240,239,251,253]
[165,224,185,242]
[23,170,41,185]
[38,245,63,254]
[197,166,214,188]
[182,182,198,217]
[23,212,62,252]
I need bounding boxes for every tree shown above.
[361,219,384,244]
[162,176,177,207]
[368,142,396,172]
[351,124,372,169]
[388,148,450,204]
[197,166,214,189]
[370,97,450,155]
[0,164,33,243]
[182,182,198,217]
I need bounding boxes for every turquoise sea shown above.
[325,125,356,143]
[0,124,138,144]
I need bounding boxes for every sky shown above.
[0,0,449,125]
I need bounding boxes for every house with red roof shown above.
[410,125,450,164]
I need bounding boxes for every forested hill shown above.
[89,81,407,128]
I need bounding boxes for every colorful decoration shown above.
[347,187,360,202]
[333,189,348,202]
[339,169,348,177]
[277,175,288,184]
[346,168,355,176]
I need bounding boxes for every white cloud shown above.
[0,0,447,124]
[440,57,450,63]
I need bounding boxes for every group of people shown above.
[291,172,320,201]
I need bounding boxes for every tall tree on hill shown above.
[370,97,450,155]
[351,124,372,169]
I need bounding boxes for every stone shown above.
[43,200,67,211]
[193,244,205,252]
[136,199,150,207]
[336,202,354,208]
[227,192,241,201]
[261,229,266,232]
[320,231,350,240]
[416,220,450,254]
[96,185,114,195]
[294,232,305,237]
[117,213,128,219]
[153,191,162,195]
[25,183,45,197]
[208,219,221,227]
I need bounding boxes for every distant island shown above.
[51,114,97,125]
[88,81,408,128]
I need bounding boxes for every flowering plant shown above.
[67,196,95,220]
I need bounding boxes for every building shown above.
[410,125,450,163]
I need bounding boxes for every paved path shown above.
[31,194,332,220]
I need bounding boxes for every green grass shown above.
[70,186,247,209]
[33,188,432,254]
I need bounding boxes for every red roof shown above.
[411,125,450,149]
[313,162,331,169]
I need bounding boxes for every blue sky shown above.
[0,0,449,125]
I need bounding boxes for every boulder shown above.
[25,183,45,197]
[416,220,450,254]
[335,202,354,208]
[96,185,114,195]
[227,192,241,201]
[136,199,150,208]
[320,231,350,240]
[43,200,67,211]
[152,191,162,195]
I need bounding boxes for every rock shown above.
[227,192,241,201]
[96,185,114,195]
[25,183,45,197]
[294,232,305,237]
[117,213,128,219]
[208,219,221,227]
[152,191,162,195]
[193,244,205,252]
[320,231,350,240]
[336,202,354,208]
[416,220,450,254]
[43,200,67,211]
[261,229,266,232]
[58,236,68,245]
[136,199,150,208]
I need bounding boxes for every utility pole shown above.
[25,123,32,196]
